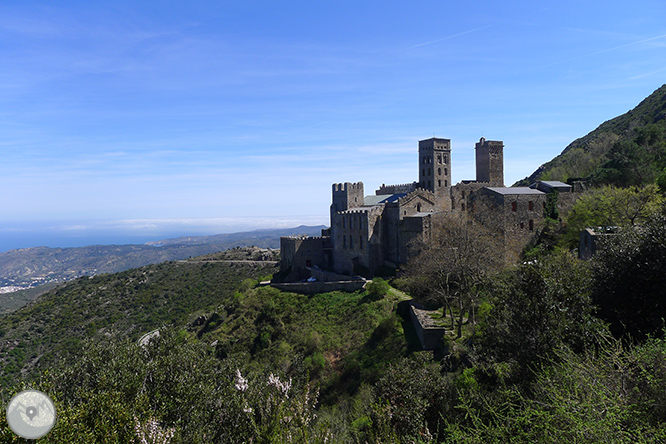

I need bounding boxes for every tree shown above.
[563,184,664,247]
[477,251,605,380]
[403,214,503,338]
[591,210,666,340]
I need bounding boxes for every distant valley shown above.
[0,225,324,296]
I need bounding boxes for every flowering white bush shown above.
[235,369,249,392]
[133,416,175,444]
[267,372,292,397]
[231,368,326,443]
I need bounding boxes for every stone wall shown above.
[280,235,331,274]
[271,279,366,295]
[376,182,417,195]
[409,301,448,350]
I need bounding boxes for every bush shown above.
[366,278,389,299]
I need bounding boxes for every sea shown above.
[0,217,327,253]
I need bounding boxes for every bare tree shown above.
[403,213,503,338]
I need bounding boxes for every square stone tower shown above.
[475,137,504,187]
[418,138,452,211]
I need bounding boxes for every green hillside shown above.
[0,250,279,389]
[516,84,666,186]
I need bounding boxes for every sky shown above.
[1,1,665,251]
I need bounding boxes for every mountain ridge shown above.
[516,84,666,186]
[0,225,325,291]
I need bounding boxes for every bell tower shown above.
[418,138,451,210]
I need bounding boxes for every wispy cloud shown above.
[541,32,666,69]
[409,25,493,49]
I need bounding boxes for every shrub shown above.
[366,278,389,299]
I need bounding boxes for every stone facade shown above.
[280,137,576,277]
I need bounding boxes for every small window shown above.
[529,201,533,211]
[438,180,441,187]
[343,236,346,248]
[427,168,431,176]
[417,203,422,212]
[350,236,354,249]
[445,180,448,187]
[520,222,524,229]
[438,168,441,175]
[512,202,517,212]
[342,217,346,228]
[359,236,363,249]
[529,220,534,231]
[445,168,448,176]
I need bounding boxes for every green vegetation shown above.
[4,86,666,441]
[559,184,664,248]
[0,257,279,389]
[516,84,666,186]
[1,210,666,442]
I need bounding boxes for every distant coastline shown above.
[0,217,327,253]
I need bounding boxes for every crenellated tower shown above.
[331,182,364,213]
[418,138,452,210]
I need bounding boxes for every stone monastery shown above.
[280,137,576,279]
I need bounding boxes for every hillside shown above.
[516,84,666,186]
[0,249,410,399]
[0,249,280,389]
[0,225,324,291]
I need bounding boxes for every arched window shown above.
[359,236,363,249]
[417,203,422,212]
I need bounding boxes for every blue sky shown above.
[1,1,665,249]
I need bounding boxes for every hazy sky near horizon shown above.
[2,1,666,243]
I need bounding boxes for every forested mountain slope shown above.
[516,84,666,186]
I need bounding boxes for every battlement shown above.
[332,182,364,192]
[332,181,364,212]
[376,182,418,195]
[337,208,370,215]
[281,235,329,241]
